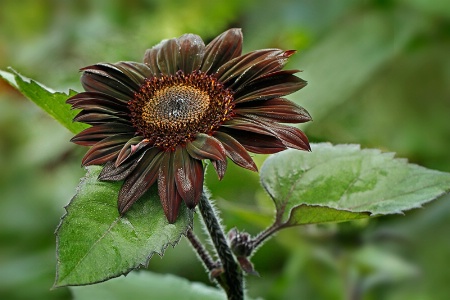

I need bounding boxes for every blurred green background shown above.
[1,0,449,299]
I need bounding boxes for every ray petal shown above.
[186,133,227,161]
[219,127,286,154]
[70,123,136,146]
[235,98,312,123]
[233,70,307,104]
[213,131,258,171]
[115,137,150,167]
[216,49,295,89]
[81,133,133,166]
[118,148,163,214]
[156,38,181,76]
[158,152,183,223]
[174,147,204,208]
[99,151,147,181]
[201,28,243,74]
[80,64,138,101]
[178,34,206,73]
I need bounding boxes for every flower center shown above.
[129,71,234,150]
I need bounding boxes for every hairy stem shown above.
[186,228,216,270]
[198,192,243,300]
[250,221,283,251]
[186,228,227,289]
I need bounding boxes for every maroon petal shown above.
[81,134,133,166]
[235,98,311,123]
[211,159,227,180]
[232,116,310,151]
[70,123,136,146]
[173,147,204,208]
[219,127,286,154]
[143,42,162,75]
[67,92,129,109]
[216,49,294,90]
[80,64,139,101]
[233,70,307,104]
[73,110,130,125]
[99,157,142,182]
[118,148,163,214]
[264,122,311,151]
[178,34,206,73]
[115,136,150,166]
[156,38,181,75]
[114,62,153,84]
[213,131,257,172]
[222,117,276,136]
[186,133,227,161]
[144,38,181,76]
[201,28,243,74]
[158,152,183,223]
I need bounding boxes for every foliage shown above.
[1,1,450,300]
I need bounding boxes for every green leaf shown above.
[0,68,87,134]
[293,9,422,125]
[71,271,226,300]
[54,167,193,287]
[260,143,450,226]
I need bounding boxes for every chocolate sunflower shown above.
[68,28,311,223]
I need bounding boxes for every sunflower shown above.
[68,28,311,223]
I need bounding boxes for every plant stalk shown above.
[198,192,243,300]
[186,228,227,290]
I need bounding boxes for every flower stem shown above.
[186,228,227,289]
[198,192,243,300]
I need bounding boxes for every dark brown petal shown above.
[158,152,183,223]
[115,137,149,167]
[219,127,286,154]
[211,159,227,180]
[143,42,162,75]
[233,70,307,104]
[235,98,312,123]
[178,34,206,73]
[98,156,143,181]
[264,122,311,151]
[201,28,243,74]
[232,115,310,151]
[67,92,128,112]
[81,134,133,166]
[213,131,258,172]
[174,147,204,208]
[156,38,181,76]
[70,123,136,146]
[114,62,153,84]
[118,148,163,214]
[216,49,293,90]
[222,117,276,136]
[73,111,130,125]
[186,133,227,161]
[80,64,139,101]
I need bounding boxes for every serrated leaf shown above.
[0,68,88,134]
[54,166,193,287]
[71,271,227,300]
[261,143,450,226]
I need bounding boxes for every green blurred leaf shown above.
[260,143,450,226]
[293,9,422,125]
[71,271,226,300]
[353,246,419,291]
[54,167,193,287]
[0,68,87,134]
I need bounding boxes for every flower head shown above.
[68,29,311,223]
